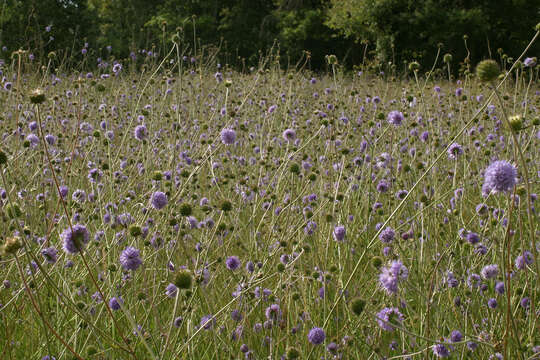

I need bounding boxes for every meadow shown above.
[0,43,538,359]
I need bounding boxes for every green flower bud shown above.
[174,269,193,289]
[476,59,500,82]
[443,53,453,64]
[29,88,46,104]
[508,115,523,132]
[408,61,420,72]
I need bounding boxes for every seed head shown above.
[476,60,500,82]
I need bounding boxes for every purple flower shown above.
[61,224,90,254]
[379,227,395,243]
[134,125,148,141]
[450,330,463,342]
[265,304,281,321]
[333,225,346,241]
[480,264,498,280]
[379,260,408,294]
[220,128,236,145]
[488,298,498,309]
[432,344,450,358]
[109,297,123,311]
[119,246,143,271]
[376,307,403,331]
[483,160,517,193]
[200,315,215,330]
[387,111,404,126]
[447,143,463,160]
[308,327,325,345]
[495,281,505,294]
[515,251,534,270]
[282,128,296,142]
[151,191,168,210]
[41,247,58,264]
[165,283,178,298]
[226,256,241,270]
[524,57,537,67]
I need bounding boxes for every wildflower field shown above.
[0,44,539,359]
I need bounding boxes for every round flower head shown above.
[480,264,498,280]
[447,143,463,160]
[387,111,404,126]
[476,59,500,82]
[282,128,296,142]
[523,57,536,68]
[432,343,450,358]
[165,283,178,298]
[450,330,463,342]
[307,327,325,345]
[134,125,148,141]
[41,247,58,264]
[61,224,90,254]
[376,307,403,331]
[333,225,346,241]
[151,191,168,210]
[109,297,123,311]
[226,256,241,270]
[379,227,395,244]
[200,314,215,330]
[220,128,236,145]
[119,246,143,271]
[483,160,517,193]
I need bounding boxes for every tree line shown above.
[1,0,538,71]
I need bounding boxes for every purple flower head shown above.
[379,260,408,294]
[333,225,346,241]
[450,330,463,342]
[379,227,395,244]
[488,298,498,309]
[165,283,178,298]
[432,343,450,358]
[134,125,148,141]
[376,307,403,331]
[220,128,236,145]
[524,57,537,67]
[515,251,534,270]
[480,264,498,280]
[41,247,58,264]
[119,246,143,271]
[151,191,168,210]
[109,297,123,311]
[226,256,241,270]
[200,314,215,330]
[282,128,296,142]
[308,327,325,345]
[447,143,463,160]
[61,224,90,254]
[265,304,281,321]
[483,160,517,193]
[387,110,404,126]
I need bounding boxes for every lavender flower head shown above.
[119,246,143,271]
[333,225,346,241]
[134,124,148,141]
[307,327,325,345]
[151,191,168,210]
[61,224,90,254]
[447,143,463,160]
[376,307,403,331]
[387,110,404,126]
[220,128,236,145]
[282,128,296,142]
[482,160,517,193]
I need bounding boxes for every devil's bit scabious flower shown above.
[134,125,148,141]
[151,191,168,210]
[387,110,404,126]
[119,246,142,271]
[483,160,517,193]
[61,224,90,254]
[226,256,241,270]
[307,327,325,345]
[376,307,403,331]
[220,128,236,145]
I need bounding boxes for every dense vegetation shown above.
[2,0,539,70]
[0,24,539,358]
